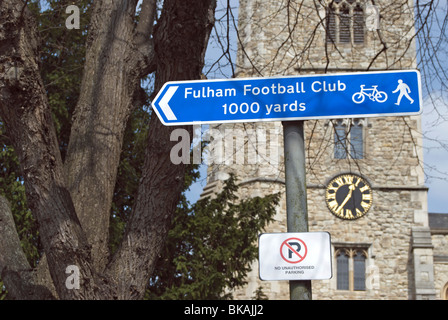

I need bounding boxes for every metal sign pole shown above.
[282,120,312,300]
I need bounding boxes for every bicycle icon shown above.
[352,85,388,104]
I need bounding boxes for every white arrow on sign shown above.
[158,86,178,121]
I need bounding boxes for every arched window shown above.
[333,119,365,159]
[336,249,350,290]
[349,119,364,159]
[339,4,351,43]
[326,0,366,45]
[335,247,368,291]
[353,250,367,291]
[353,4,365,43]
[334,119,348,159]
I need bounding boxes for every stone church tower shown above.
[200,0,448,299]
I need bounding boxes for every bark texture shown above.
[0,196,54,299]
[0,0,97,299]
[106,0,216,299]
[64,0,154,273]
[0,0,216,299]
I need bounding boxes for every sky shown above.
[422,93,448,213]
[186,0,448,214]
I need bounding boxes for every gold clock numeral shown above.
[362,193,372,201]
[343,175,354,184]
[360,185,370,192]
[345,209,354,219]
[360,200,370,211]
[326,192,336,200]
[328,200,338,211]
[333,177,344,187]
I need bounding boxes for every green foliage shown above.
[146,174,280,300]
[0,125,40,299]
[251,286,269,300]
[0,134,39,262]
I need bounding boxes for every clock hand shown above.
[336,184,355,214]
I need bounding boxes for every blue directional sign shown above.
[152,70,422,126]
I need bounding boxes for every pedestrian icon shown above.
[392,79,414,105]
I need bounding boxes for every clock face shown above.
[325,174,373,220]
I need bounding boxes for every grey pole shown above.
[282,120,312,300]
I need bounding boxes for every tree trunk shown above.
[106,0,216,299]
[64,0,152,273]
[0,0,97,299]
[0,0,216,299]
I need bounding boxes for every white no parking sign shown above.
[258,232,332,281]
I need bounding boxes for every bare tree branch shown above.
[134,0,157,75]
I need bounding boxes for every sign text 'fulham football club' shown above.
[152,70,422,125]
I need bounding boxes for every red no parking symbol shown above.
[280,238,308,264]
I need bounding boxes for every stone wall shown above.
[432,232,448,299]
[236,0,417,77]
